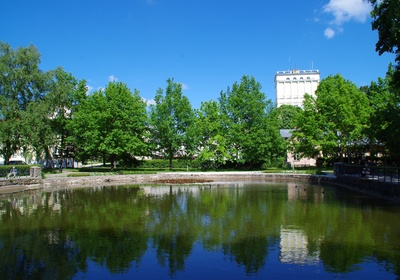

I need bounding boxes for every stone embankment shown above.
[0,171,331,194]
[3,171,398,205]
[44,172,320,189]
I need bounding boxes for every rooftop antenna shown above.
[310,61,314,70]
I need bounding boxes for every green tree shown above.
[219,75,285,168]
[363,64,400,164]
[46,68,85,161]
[0,42,48,164]
[20,100,55,164]
[195,100,230,169]
[273,104,302,129]
[19,67,85,166]
[370,0,400,88]
[293,74,372,162]
[149,78,195,170]
[70,81,148,168]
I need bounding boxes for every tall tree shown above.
[46,68,83,153]
[0,42,48,164]
[219,75,285,168]
[370,0,400,88]
[70,81,148,169]
[195,100,230,169]
[293,74,372,162]
[20,100,55,164]
[149,78,195,170]
[363,64,400,164]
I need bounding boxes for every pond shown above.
[0,181,399,279]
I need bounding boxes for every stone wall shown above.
[43,172,316,189]
[334,176,400,200]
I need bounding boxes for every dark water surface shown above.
[0,181,399,279]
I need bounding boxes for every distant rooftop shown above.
[276,69,319,75]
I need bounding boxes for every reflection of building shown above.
[286,183,324,203]
[275,69,320,108]
[287,183,307,201]
[141,186,200,197]
[279,227,320,264]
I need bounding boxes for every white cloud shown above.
[180,83,189,90]
[86,85,93,93]
[108,75,118,82]
[142,97,156,106]
[323,0,371,25]
[322,0,372,38]
[324,28,336,39]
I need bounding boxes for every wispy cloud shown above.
[322,0,372,39]
[108,75,118,82]
[86,85,93,93]
[143,97,156,106]
[324,27,336,39]
[180,83,189,90]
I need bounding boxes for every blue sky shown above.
[1,0,395,108]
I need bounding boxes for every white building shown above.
[275,69,320,107]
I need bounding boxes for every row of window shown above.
[286,77,313,80]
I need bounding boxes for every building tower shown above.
[275,69,320,107]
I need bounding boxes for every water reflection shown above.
[0,182,399,279]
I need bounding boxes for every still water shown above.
[0,181,399,279]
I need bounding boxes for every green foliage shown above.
[195,100,230,168]
[0,42,49,164]
[272,104,302,129]
[370,0,400,89]
[363,64,400,163]
[5,39,400,168]
[149,78,195,170]
[0,42,87,165]
[293,74,372,160]
[77,159,202,172]
[0,165,31,177]
[67,172,91,177]
[70,81,148,169]
[219,75,286,168]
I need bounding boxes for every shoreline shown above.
[0,171,317,194]
[0,171,399,204]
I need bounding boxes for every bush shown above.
[67,172,91,177]
[0,165,31,177]
[119,158,202,170]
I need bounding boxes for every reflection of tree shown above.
[223,236,268,274]
[73,229,148,273]
[319,242,367,273]
[0,204,80,279]
[0,186,150,277]
[149,187,197,275]
[154,233,194,276]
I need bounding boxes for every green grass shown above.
[263,166,333,175]
[43,166,334,177]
